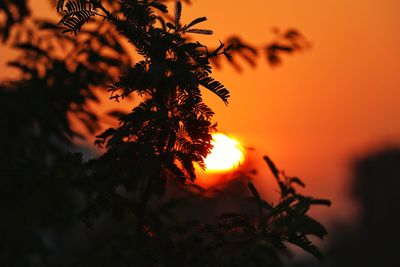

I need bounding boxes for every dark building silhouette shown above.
[331,148,400,267]
[293,147,400,267]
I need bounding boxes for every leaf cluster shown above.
[57,0,230,191]
[54,0,231,233]
[0,1,330,266]
[0,18,131,158]
[55,1,330,266]
[0,5,131,266]
[210,29,311,72]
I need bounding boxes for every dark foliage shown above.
[1,0,306,66]
[0,2,131,265]
[0,0,30,41]
[210,29,310,71]
[0,0,330,266]
[1,18,130,157]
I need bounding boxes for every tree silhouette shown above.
[0,1,330,266]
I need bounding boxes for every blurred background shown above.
[1,0,400,265]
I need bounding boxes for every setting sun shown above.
[204,133,245,172]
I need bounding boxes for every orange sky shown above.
[2,0,400,225]
[183,0,400,224]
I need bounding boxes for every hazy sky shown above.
[1,0,400,225]
[183,0,400,223]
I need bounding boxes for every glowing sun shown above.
[204,133,245,172]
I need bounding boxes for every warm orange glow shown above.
[2,0,400,222]
[204,133,245,172]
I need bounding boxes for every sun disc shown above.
[204,133,245,172]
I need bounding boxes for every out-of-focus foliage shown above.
[0,0,306,66]
[211,29,310,71]
[0,0,30,41]
[0,1,131,265]
[0,0,329,266]
[1,20,130,157]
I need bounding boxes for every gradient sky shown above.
[183,0,400,224]
[1,0,400,225]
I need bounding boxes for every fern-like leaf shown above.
[263,155,280,179]
[186,29,213,35]
[58,0,96,35]
[57,0,66,12]
[149,1,168,13]
[198,76,230,105]
[183,17,207,31]
[174,0,182,29]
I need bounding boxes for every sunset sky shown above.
[1,0,400,225]
[184,0,400,224]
